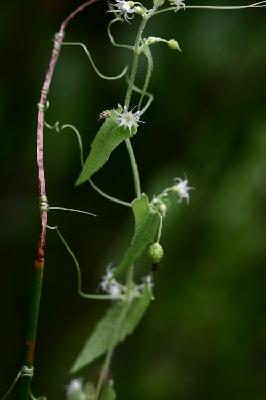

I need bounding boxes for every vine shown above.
[2,1,266,399]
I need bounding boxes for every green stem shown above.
[124,16,149,108]
[123,14,150,199]
[157,214,163,242]
[19,254,45,400]
[125,139,141,198]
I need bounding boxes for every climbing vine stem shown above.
[19,1,98,399]
[123,12,152,199]
[5,1,264,399]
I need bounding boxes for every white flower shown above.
[115,104,143,133]
[169,0,186,11]
[100,266,152,302]
[100,267,125,300]
[172,177,193,204]
[109,1,140,23]
[66,379,84,399]
[100,266,114,292]
[108,280,125,299]
[143,275,154,291]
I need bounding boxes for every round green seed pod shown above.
[148,242,164,264]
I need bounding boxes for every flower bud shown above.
[134,5,145,15]
[168,39,181,51]
[153,0,166,8]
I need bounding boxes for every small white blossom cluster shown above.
[100,266,125,300]
[100,266,154,301]
[172,177,193,204]
[66,378,86,400]
[169,0,186,11]
[152,176,193,217]
[109,0,142,23]
[115,104,143,133]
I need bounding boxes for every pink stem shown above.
[37,0,98,259]
[21,2,98,399]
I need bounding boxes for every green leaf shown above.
[70,285,151,373]
[114,194,160,277]
[76,110,136,186]
[99,381,116,400]
[119,285,151,339]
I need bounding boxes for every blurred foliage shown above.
[1,1,266,399]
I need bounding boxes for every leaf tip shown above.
[75,176,83,187]
[69,365,77,374]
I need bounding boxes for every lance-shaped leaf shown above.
[114,194,160,277]
[76,110,136,185]
[70,285,151,373]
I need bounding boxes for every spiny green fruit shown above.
[148,242,164,264]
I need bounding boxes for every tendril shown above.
[138,43,153,110]
[130,81,154,116]
[49,226,116,300]
[107,18,135,50]
[155,1,266,16]
[0,367,34,400]
[62,41,128,80]
[49,207,97,217]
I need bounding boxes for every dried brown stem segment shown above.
[20,2,98,399]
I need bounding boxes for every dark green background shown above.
[1,1,266,399]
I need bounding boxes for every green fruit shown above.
[148,242,164,264]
